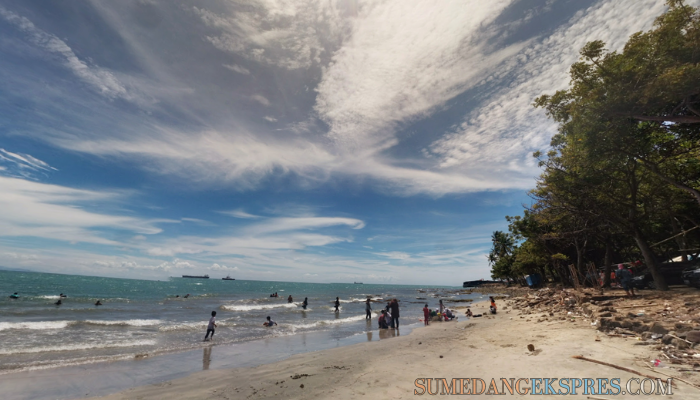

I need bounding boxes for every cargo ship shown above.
[182,275,209,279]
[222,275,235,280]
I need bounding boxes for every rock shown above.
[621,320,634,329]
[649,322,669,335]
[632,324,649,333]
[662,335,674,344]
[527,344,535,352]
[440,355,443,358]
[672,338,690,350]
[300,384,304,389]
[685,330,700,343]
[598,312,613,318]
[641,332,653,340]
[675,323,693,333]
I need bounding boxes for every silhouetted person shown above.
[334,297,340,312]
[302,297,308,310]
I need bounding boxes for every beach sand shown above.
[87,300,700,399]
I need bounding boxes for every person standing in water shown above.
[334,297,340,312]
[423,303,430,325]
[302,297,308,310]
[365,299,372,319]
[288,295,293,303]
[204,311,217,341]
[390,299,400,328]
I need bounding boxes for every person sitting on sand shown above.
[385,309,394,329]
[204,311,217,341]
[263,316,278,327]
[378,310,389,329]
[444,308,455,320]
[334,297,340,312]
[95,300,102,306]
[288,295,293,303]
[10,292,19,299]
[302,297,308,310]
[422,303,430,325]
[465,308,473,318]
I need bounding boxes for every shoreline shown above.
[0,317,422,400]
[84,299,700,399]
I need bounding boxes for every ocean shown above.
[0,270,474,376]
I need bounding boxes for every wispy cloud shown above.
[222,63,250,75]
[220,209,261,219]
[0,175,161,245]
[0,7,132,101]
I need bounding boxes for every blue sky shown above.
[0,0,689,285]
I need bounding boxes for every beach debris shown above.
[527,344,535,352]
[291,374,311,379]
[300,384,304,389]
[439,355,443,358]
[134,353,149,359]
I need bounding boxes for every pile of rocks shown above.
[506,287,700,369]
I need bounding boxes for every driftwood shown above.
[572,356,676,387]
[645,367,700,391]
[668,334,693,345]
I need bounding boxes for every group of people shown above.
[377,299,400,329]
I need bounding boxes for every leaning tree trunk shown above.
[603,241,612,288]
[633,230,668,291]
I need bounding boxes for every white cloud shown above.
[314,0,521,148]
[220,209,261,219]
[0,175,162,245]
[223,63,250,75]
[252,94,271,106]
[263,116,277,123]
[194,0,346,70]
[426,0,676,171]
[0,7,132,101]
[375,251,410,260]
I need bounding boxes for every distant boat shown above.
[222,275,235,280]
[182,275,209,279]
[354,282,363,284]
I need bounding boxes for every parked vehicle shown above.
[629,261,698,289]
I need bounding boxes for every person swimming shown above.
[184,294,190,298]
[55,299,62,306]
[95,300,102,306]
[59,293,67,298]
[302,297,308,309]
[9,292,19,299]
[263,316,277,327]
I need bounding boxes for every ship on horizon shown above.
[222,275,235,280]
[182,274,209,279]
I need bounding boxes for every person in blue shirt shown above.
[9,292,19,299]
[616,264,636,297]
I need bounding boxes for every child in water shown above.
[204,311,217,341]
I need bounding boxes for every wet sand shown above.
[87,301,700,399]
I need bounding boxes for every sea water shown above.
[0,270,472,374]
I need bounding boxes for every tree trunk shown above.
[634,231,668,291]
[603,241,612,288]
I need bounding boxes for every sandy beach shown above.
[88,300,700,399]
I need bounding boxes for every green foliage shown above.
[495,1,700,289]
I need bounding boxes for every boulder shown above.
[662,334,674,344]
[674,323,693,333]
[672,338,690,350]
[649,322,669,335]
[685,330,700,343]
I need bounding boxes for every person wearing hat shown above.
[616,264,635,297]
